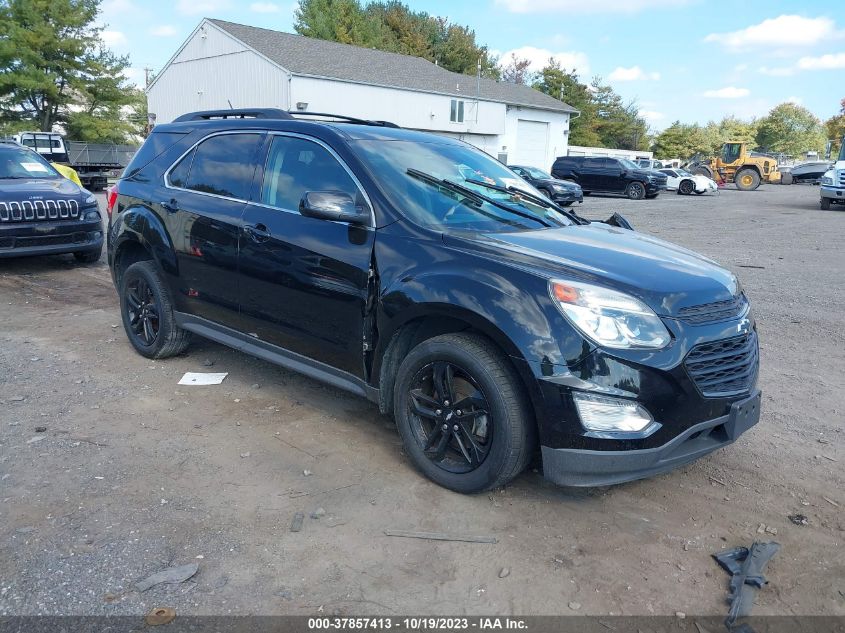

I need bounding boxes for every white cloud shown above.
[796,52,845,70]
[703,87,750,99]
[250,2,280,11]
[101,30,127,47]
[704,15,840,51]
[759,65,794,77]
[497,46,590,78]
[176,0,230,15]
[640,110,664,122]
[607,65,660,81]
[150,24,178,37]
[495,0,689,14]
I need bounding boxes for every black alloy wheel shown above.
[626,181,646,200]
[119,260,191,359]
[125,275,160,346]
[407,360,493,473]
[393,333,534,493]
[679,179,695,195]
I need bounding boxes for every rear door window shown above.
[175,133,262,200]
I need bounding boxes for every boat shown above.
[785,161,833,182]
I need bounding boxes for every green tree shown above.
[824,98,845,157]
[501,54,532,84]
[756,102,826,158]
[0,0,131,136]
[294,0,499,78]
[293,0,374,45]
[532,60,599,146]
[652,121,712,159]
[702,115,758,156]
[589,77,648,150]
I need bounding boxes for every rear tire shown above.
[678,179,694,195]
[393,333,534,494]
[119,261,191,359]
[625,181,646,200]
[735,168,761,191]
[821,197,831,210]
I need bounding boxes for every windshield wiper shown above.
[407,168,554,228]
[464,178,588,225]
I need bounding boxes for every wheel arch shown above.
[373,304,546,430]
[111,204,178,285]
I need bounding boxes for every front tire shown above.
[120,261,191,359]
[678,179,694,195]
[625,181,646,200]
[735,168,761,191]
[393,333,534,493]
[821,197,832,210]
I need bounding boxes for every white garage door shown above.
[513,120,549,168]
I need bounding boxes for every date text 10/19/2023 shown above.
[308,618,529,630]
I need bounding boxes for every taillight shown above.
[106,184,118,218]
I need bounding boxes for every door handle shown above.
[245,223,271,242]
[161,198,178,213]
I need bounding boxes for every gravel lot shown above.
[1,183,843,617]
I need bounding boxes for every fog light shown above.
[573,392,657,436]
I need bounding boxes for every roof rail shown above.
[288,111,399,128]
[173,108,293,122]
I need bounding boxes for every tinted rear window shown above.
[183,134,262,199]
[124,131,189,179]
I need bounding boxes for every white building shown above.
[146,19,576,169]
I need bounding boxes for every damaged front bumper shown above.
[541,390,761,487]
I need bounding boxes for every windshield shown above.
[839,140,845,162]
[521,166,551,179]
[354,139,574,232]
[619,159,640,170]
[676,169,694,177]
[0,145,60,179]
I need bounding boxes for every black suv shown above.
[108,109,760,493]
[551,155,667,200]
[0,141,103,262]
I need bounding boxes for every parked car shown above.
[509,165,583,206]
[820,137,845,210]
[108,108,760,493]
[551,155,668,200]
[659,168,718,195]
[635,158,665,170]
[0,140,103,262]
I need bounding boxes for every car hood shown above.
[447,223,738,316]
[0,177,88,202]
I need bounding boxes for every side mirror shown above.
[299,191,370,225]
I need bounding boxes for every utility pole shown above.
[143,67,153,89]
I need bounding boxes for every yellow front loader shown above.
[689,142,781,190]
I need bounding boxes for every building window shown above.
[450,99,464,123]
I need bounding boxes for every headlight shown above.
[573,392,658,436]
[549,280,671,349]
[552,184,566,192]
[821,176,833,185]
[85,194,97,205]
[84,209,101,221]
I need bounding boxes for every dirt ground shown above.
[1,183,843,617]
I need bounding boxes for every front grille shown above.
[0,199,80,222]
[684,331,758,398]
[677,294,748,324]
[838,169,845,186]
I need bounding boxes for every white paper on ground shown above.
[178,372,228,385]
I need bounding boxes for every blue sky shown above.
[99,0,844,130]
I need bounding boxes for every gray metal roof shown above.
[209,19,576,114]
